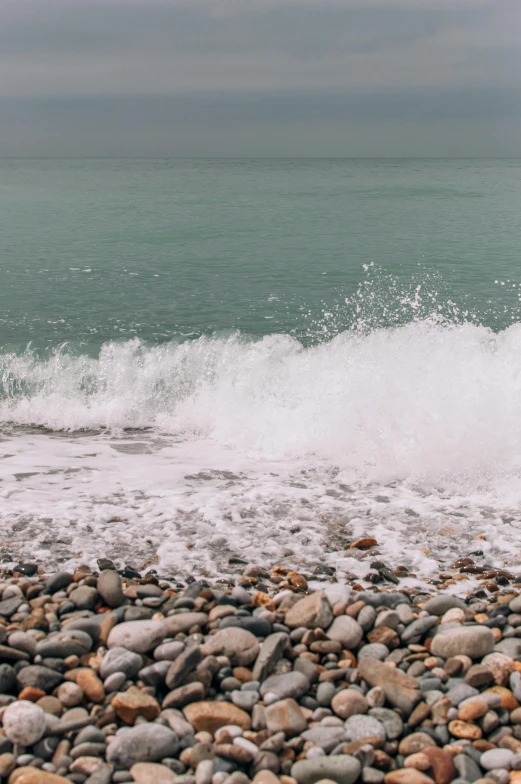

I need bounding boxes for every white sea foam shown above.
[2,321,521,584]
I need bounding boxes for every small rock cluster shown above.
[2,563,521,784]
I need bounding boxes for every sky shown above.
[0,0,520,157]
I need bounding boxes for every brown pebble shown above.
[404,753,431,771]
[448,720,482,740]
[350,537,378,550]
[409,702,431,728]
[18,687,45,702]
[444,658,464,677]
[458,699,489,721]
[465,665,494,688]
[9,769,70,784]
[384,771,435,784]
[76,669,105,703]
[36,696,63,716]
[422,747,456,784]
[485,686,520,712]
[111,685,160,725]
[399,733,437,756]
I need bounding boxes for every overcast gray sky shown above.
[0,0,520,157]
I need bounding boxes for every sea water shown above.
[1,158,521,585]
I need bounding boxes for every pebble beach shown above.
[2,556,521,784]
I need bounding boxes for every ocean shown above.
[1,157,521,587]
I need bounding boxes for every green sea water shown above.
[3,158,521,577]
[1,157,520,354]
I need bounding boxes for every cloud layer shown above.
[0,0,519,156]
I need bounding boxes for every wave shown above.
[3,319,521,484]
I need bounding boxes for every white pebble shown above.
[214,725,243,741]
[2,701,46,746]
[233,737,259,756]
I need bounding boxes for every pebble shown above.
[259,671,309,701]
[2,701,46,746]
[331,689,368,719]
[130,762,177,784]
[345,715,386,742]
[284,592,333,630]
[291,755,361,784]
[430,627,496,660]
[107,621,166,653]
[326,616,363,649]
[106,725,178,767]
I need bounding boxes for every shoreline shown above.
[1,561,521,784]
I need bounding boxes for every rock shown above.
[453,753,482,782]
[482,653,514,686]
[259,671,309,701]
[0,754,15,778]
[0,597,23,617]
[231,690,259,711]
[8,769,70,784]
[202,628,259,666]
[76,670,105,703]
[104,671,127,692]
[220,616,271,637]
[154,641,185,661]
[401,617,438,643]
[458,698,488,721]
[106,724,178,767]
[252,633,288,681]
[183,702,251,734]
[510,596,521,613]
[44,571,73,593]
[251,773,280,784]
[384,772,435,784]
[36,631,92,659]
[163,682,205,709]
[112,686,161,724]
[301,726,346,753]
[7,632,37,656]
[398,734,436,756]
[0,664,16,694]
[165,646,202,690]
[422,748,455,784]
[284,592,333,630]
[2,701,46,745]
[465,664,495,688]
[265,698,307,737]
[494,639,521,659]
[69,586,98,611]
[130,763,177,784]
[424,596,466,616]
[350,537,378,550]
[358,658,421,715]
[317,681,337,707]
[331,689,368,719]
[430,627,495,660]
[57,682,84,707]
[326,616,363,649]
[163,613,209,635]
[480,750,515,770]
[107,621,166,653]
[16,666,63,693]
[369,708,404,740]
[359,644,390,662]
[97,570,124,608]
[70,758,106,775]
[100,647,143,679]
[447,720,482,739]
[291,755,361,784]
[345,715,386,743]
